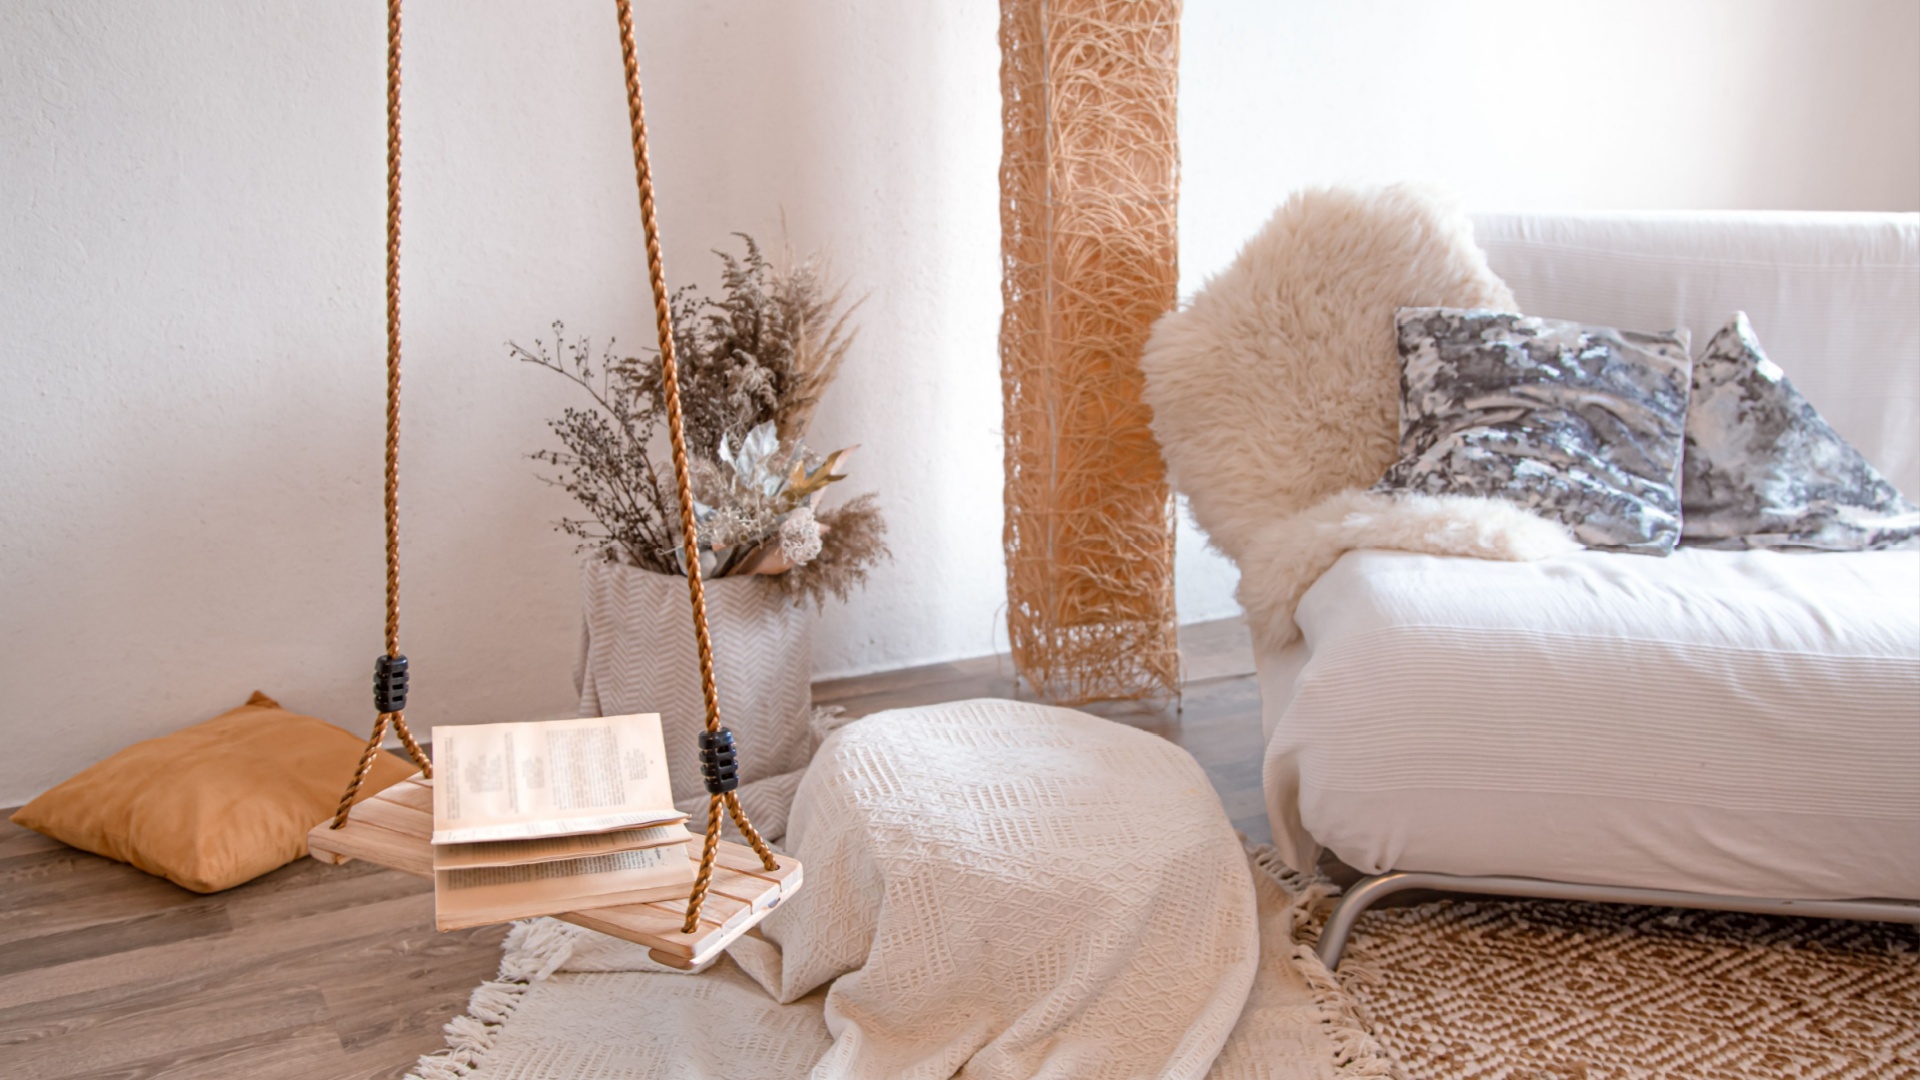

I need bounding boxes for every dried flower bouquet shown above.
[515,235,888,608]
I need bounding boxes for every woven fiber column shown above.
[999,0,1182,705]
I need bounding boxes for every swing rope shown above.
[334,0,432,832]
[613,0,781,931]
[331,0,778,935]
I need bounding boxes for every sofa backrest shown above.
[1472,211,1920,501]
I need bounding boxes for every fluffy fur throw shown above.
[1141,184,1517,566]
[1141,184,1574,642]
[1238,490,1579,650]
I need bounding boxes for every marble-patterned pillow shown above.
[1374,308,1692,554]
[1682,312,1920,550]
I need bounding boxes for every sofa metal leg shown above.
[1314,872,1420,970]
[1313,870,1920,971]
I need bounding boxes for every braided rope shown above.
[334,0,431,830]
[380,0,430,780]
[333,714,392,828]
[611,0,778,934]
[723,791,772,857]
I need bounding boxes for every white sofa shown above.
[1224,211,1920,964]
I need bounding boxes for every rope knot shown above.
[698,728,739,795]
[374,654,409,713]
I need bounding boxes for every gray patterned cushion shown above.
[1374,308,1692,554]
[1682,312,1920,550]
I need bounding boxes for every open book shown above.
[432,822,692,870]
[433,844,695,930]
[429,714,695,929]
[430,714,689,844]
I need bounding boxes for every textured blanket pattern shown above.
[730,699,1261,1079]
[408,701,1393,1079]
[407,852,1385,1080]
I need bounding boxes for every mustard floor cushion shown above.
[11,691,417,893]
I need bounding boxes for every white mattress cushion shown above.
[1261,547,1920,901]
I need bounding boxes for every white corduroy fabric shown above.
[1262,546,1920,901]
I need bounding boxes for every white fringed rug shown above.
[404,851,1390,1079]
[1332,897,1920,1079]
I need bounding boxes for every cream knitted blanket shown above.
[409,700,1391,1079]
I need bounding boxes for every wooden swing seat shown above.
[324,0,800,967]
[309,773,802,970]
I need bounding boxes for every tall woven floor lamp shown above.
[999,0,1184,705]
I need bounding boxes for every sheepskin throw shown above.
[1684,312,1920,551]
[1375,308,1693,555]
[1140,186,1569,645]
[1235,489,1577,651]
[1140,184,1517,565]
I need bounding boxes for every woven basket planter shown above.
[575,558,813,806]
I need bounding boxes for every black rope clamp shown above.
[698,728,739,795]
[373,654,409,713]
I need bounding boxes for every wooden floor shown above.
[0,618,1263,1080]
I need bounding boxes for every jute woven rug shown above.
[1332,897,1920,1079]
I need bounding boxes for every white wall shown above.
[0,0,1004,805]
[1172,0,1920,621]
[3,1,1916,803]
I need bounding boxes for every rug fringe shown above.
[404,918,588,1080]
[411,847,1402,1078]
[1246,843,1404,1079]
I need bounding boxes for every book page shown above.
[430,714,683,844]
[432,823,692,870]
[432,844,696,930]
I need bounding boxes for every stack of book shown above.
[429,713,695,931]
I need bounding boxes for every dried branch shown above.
[777,492,891,609]
[516,235,887,603]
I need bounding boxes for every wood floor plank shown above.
[1179,618,1257,683]
[0,892,433,1012]
[219,856,430,930]
[319,925,509,1057]
[1231,817,1274,846]
[54,1025,346,1080]
[0,979,333,1080]
[0,904,232,979]
[1207,762,1270,826]
[0,901,504,1078]
[812,653,1008,703]
[0,862,211,970]
[334,1040,445,1080]
[0,821,67,860]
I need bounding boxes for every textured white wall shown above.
[1172,0,1920,621]
[0,0,1003,805]
[4,1,1917,803]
